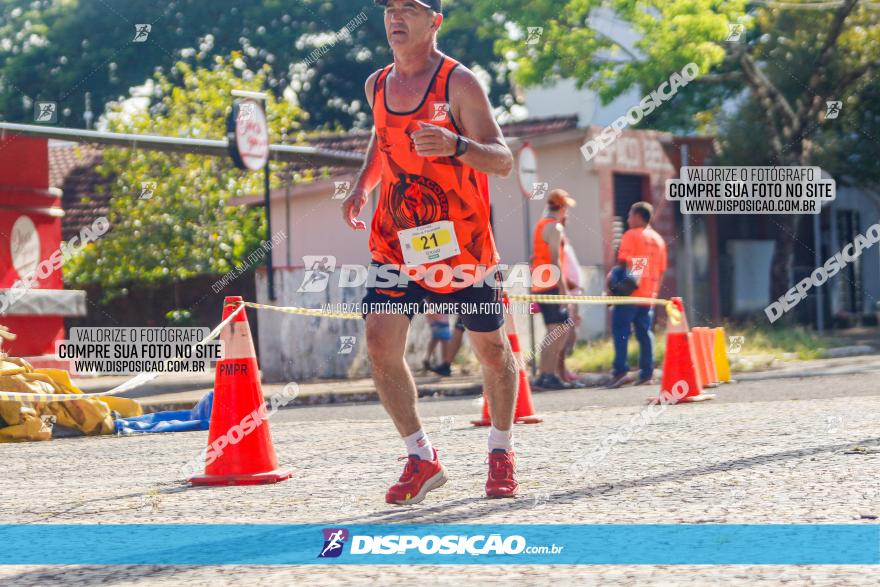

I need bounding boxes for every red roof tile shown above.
[48,141,112,241]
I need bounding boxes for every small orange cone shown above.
[701,328,721,386]
[652,297,715,404]
[690,329,708,390]
[472,294,542,426]
[190,296,292,486]
[692,327,718,388]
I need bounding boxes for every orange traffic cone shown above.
[692,327,717,389]
[472,294,542,426]
[690,328,708,390]
[190,296,293,486]
[652,297,715,404]
[696,327,720,386]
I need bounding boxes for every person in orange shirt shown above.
[558,219,585,385]
[607,202,668,388]
[530,190,576,390]
[341,0,518,505]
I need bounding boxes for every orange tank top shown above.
[531,216,565,293]
[370,55,499,294]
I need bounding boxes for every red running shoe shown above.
[385,449,448,505]
[486,449,518,498]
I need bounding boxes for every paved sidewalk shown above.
[73,354,880,413]
[1,377,878,584]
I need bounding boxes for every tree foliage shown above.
[0,0,512,130]
[64,54,303,299]
[472,0,880,297]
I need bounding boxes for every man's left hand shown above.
[412,122,458,157]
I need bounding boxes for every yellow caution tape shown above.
[0,294,679,403]
[238,301,361,320]
[506,294,682,325]
[0,304,245,403]
[237,295,682,325]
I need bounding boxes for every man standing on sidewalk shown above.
[341,0,518,505]
[608,202,668,388]
[530,190,576,390]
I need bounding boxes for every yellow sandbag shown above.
[0,407,51,443]
[0,327,140,439]
[97,395,143,418]
[45,399,114,435]
[0,358,56,435]
[35,371,111,436]
[0,396,23,427]
[37,368,143,418]
[0,327,51,442]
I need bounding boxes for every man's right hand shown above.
[342,189,368,230]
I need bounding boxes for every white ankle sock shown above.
[403,429,434,461]
[488,426,513,453]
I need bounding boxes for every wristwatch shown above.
[453,135,471,158]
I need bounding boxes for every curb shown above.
[138,373,620,414]
[141,381,486,414]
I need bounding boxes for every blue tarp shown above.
[114,392,213,434]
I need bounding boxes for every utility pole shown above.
[230,90,275,301]
[681,143,695,318]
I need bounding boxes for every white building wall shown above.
[256,135,613,380]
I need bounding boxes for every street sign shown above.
[227,99,269,171]
[517,143,538,199]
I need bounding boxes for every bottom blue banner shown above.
[0,525,877,565]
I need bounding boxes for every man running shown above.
[341,0,518,505]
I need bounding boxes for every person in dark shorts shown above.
[529,190,576,390]
[341,0,518,505]
[362,266,504,333]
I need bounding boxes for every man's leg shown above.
[609,305,635,387]
[431,317,463,376]
[556,312,577,378]
[366,312,447,505]
[424,337,438,370]
[632,306,655,381]
[443,322,465,363]
[538,323,568,375]
[535,296,571,389]
[469,327,517,431]
[469,325,519,499]
[450,277,518,498]
[366,313,421,437]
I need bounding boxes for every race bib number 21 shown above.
[398,220,461,266]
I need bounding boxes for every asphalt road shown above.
[3,357,879,586]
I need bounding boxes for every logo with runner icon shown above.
[318,528,349,558]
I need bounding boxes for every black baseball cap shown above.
[374,0,442,12]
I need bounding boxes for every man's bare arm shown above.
[342,71,383,230]
[353,132,382,196]
[543,223,568,295]
[410,67,513,177]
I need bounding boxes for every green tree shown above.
[64,53,304,300]
[474,0,880,299]
[0,0,513,130]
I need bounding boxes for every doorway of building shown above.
[836,209,863,314]
[612,173,646,251]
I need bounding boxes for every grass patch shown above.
[567,324,843,374]
[568,337,666,375]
